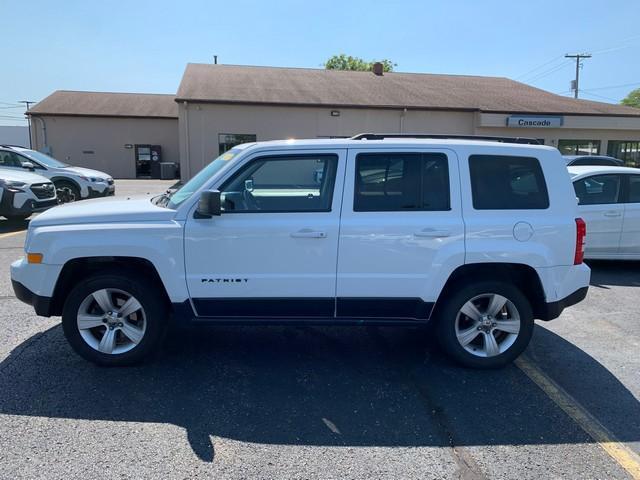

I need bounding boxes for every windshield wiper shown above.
[154,188,177,207]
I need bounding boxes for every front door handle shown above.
[291,229,327,239]
[414,229,451,238]
[604,211,622,217]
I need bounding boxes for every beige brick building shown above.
[28,63,640,180]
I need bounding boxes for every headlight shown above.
[90,177,106,182]
[0,180,27,192]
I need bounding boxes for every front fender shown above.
[27,221,188,302]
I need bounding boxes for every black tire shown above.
[62,271,168,366]
[54,180,81,203]
[435,281,534,369]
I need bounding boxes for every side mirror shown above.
[195,190,221,218]
[22,162,35,171]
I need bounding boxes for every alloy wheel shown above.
[76,288,147,355]
[454,293,521,358]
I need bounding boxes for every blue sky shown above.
[1,0,639,125]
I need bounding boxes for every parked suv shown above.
[11,135,590,368]
[0,145,114,202]
[0,168,58,220]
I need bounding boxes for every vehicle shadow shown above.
[0,218,29,234]
[0,323,638,462]
[587,260,640,288]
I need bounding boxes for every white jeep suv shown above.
[0,145,114,202]
[11,135,590,368]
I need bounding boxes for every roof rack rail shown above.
[350,133,542,145]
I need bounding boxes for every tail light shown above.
[574,218,586,265]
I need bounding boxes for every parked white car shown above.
[0,145,114,202]
[11,135,590,369]
[0,168,58,220]
[569,165,640,260]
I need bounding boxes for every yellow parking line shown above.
[516,356,640,480]
[0,230,25,240]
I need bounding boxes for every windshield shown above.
[167,148,242,208]
[19,149,69,168]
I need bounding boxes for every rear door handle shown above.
[604,211,622,217]
[291,229,327,239]
[414,229,451,238]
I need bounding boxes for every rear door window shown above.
[469,155,549,209]
[354,153,450,211]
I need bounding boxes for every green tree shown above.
[325,54,395,72]
[621,88,640,108]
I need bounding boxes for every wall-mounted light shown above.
[330,110,340,117]
[124,144,133,149]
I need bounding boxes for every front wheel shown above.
[435,281,534,369]
[62,272,168,366]
[54,181,81,203]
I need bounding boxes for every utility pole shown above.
[19,100,35,148]
[565,53,591,99]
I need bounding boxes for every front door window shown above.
[220,155,338,212]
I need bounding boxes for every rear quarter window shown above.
[469,155,549,210]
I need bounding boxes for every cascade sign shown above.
[507,115,563,128]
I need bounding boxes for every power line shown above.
[581,90,619,102]
[583,82,640,92]
[526,60,573,83]
[590,33,640,55]
[515,55,565,80]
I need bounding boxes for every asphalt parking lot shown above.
[0,180,639,479]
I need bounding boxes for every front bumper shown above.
[1,189,58,217]
[86,182,115,199]
[12,279,53,316]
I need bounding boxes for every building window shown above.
[469,155,549,210]
[607,140,640,167]
[218,134,256,155]
[557,139,601,155]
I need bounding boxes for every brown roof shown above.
[28,91,178,118]
[176,63,640,117]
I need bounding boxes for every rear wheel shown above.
[62,271,168,366]
[435,281,533,369]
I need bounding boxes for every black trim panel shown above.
[337,297,433,319]
[192,297,335,318]
[537,286,588,321]
[189,297,434,321]
[12,280,53,317]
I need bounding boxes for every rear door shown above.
[336,148,464,319]
[573,174,624,256]
[619,174,640,256]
